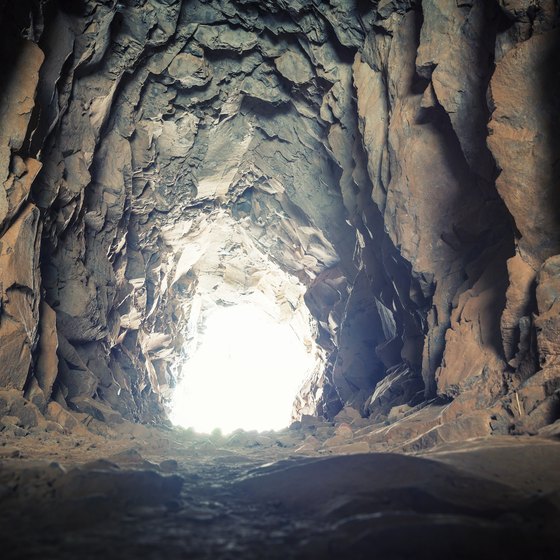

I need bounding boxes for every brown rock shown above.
[167,52,212,89]
[0,0,558,441]
[535,255,560,368]
[334,422,353,439]
[35,301,59,402]
[402,411,493,452]
[0,40,44,189]
[515,394,560,434]
[46,401,88,435]
[295,435,321,453]
[315,426,335,440]
[416,0,495,174]
[377,405,446,450]
[352,48,389,217]
[24,377,46,410]
[387,404,413,422]
[501,254,537,363]
[1,157,42,234]
[0,204,41,390]
[68,396,124,425]
[56,335,99,399]
[0,389,43,428]
[333,405,362,425]
[327,441,370,455]
[275,50,314,85]
[518,367,560,416]
[436,260,507,401]
[300,415,330,431]
[488,29,560,268]
[367,364,423,421]
[322,434,348,448]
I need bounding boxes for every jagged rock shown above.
[0,0,558,440]
[518,368,560,416]
[326,441,370,455]
[511,254,560,429]
[332,270,385,410]
[387,404,413,422]
[400,410,494,452]
[501,254,537,364]
[322,434,348,448]
[0,204,41,390]
[0,389,43,429]
[69,396,124,425]
[167,52,212,88]
[334,422,353,438]
[488,27,560,268]
[56,336,99,399]
[435,256,509,401]
[274,50,314,85]
[416,0,495,176]
[360,404,447,451]
[1,157,42,235]
[367,364,424,421]
[535,255,560,368]
[194,25,259,52]
[296,435,321,453]
[333,406,362,425]
[0,40,44,215]
[34,302,59,402]
[299,414,330,432]
[539,418,560,438]
[46,401,86,434]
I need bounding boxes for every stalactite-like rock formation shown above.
[0,0,559,444]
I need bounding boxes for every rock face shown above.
[0,0,558,438]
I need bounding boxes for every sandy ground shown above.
[1,421,559,559]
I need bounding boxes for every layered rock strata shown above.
[0,0,558,440]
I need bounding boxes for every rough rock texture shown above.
[0,0,559,441]
[0,422,559,560]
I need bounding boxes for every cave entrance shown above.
[169,302,317,434]
[164,205,329,434]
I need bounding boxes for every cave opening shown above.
[169,302,317,434]
[164,207,324,434]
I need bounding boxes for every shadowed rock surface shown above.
[1,0,560,557]
[0,0,558,433]
[1,421,560,559]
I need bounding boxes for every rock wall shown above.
[0,0,558,437]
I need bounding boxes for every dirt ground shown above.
[1,419,560,560]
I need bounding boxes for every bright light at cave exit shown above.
[170,304,315,434]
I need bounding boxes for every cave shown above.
[1,0,560,558]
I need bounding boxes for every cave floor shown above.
[1,422,560,560]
